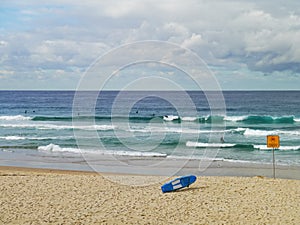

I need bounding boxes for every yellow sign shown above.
[267,135,280,148]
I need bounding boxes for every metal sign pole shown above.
[272,147,275,179]
[267,135,279,179]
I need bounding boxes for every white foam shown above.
[244,128,276,136]
[244,128,300,136]
[0,115,31,121]
[181,117,197,121]
[0,123,116,131]
[281,130,300,136]
[279,145,300,151]
[230,127,247,132]
[129,127,215,134]
[37,144,167,157]
[253,145,270,150]
[224,116,247,122]
[0,135,74,140]
[166,128,226,135]
[254,145,300,151]
[294,118,300,122]
[1,136,26,140]
[38,124,116,131]
[186,141,235,148]
[223,127,247,134]
[163,115,179,121]
[38,143,66,152]
[78,125,116,131]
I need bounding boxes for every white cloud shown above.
[0,70,14,75]
[0,41,8,46]
[182,33,204,49]
[1,0,300,90]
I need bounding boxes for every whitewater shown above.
[0,90,300,167]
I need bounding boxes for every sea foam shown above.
[37,143,167,157]
[186,141,235,148]
[163,115,179,121]
[254,145,300,151]
[0,115,31,121]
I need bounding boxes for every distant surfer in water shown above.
[220,136,225,143]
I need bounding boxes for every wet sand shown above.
[0,166,299,224]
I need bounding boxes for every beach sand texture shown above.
[0,167,299,224]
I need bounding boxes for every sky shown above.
[0,0,300,90]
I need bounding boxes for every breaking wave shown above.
[2,114,298,125]
[37,143,167,157]
[186,141,300,151]
[0,115,32,121]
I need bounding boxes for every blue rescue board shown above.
[161,175,197,193]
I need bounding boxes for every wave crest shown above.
[0,115,31,121]
[27,114,300,124]
[37,144,167,157]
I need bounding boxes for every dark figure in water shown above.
[220,137,225,143]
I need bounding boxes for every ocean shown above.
[0,91,300,172]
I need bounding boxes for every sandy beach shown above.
[0,166,299,224]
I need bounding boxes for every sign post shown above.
[267,135,280,179]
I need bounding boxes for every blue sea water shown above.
[0,90,299,167]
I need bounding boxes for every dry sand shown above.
[0,166,299,225]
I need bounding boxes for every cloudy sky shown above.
[1,0,300,90]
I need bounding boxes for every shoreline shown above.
[1,165,300,224]
[1,151,300,180]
